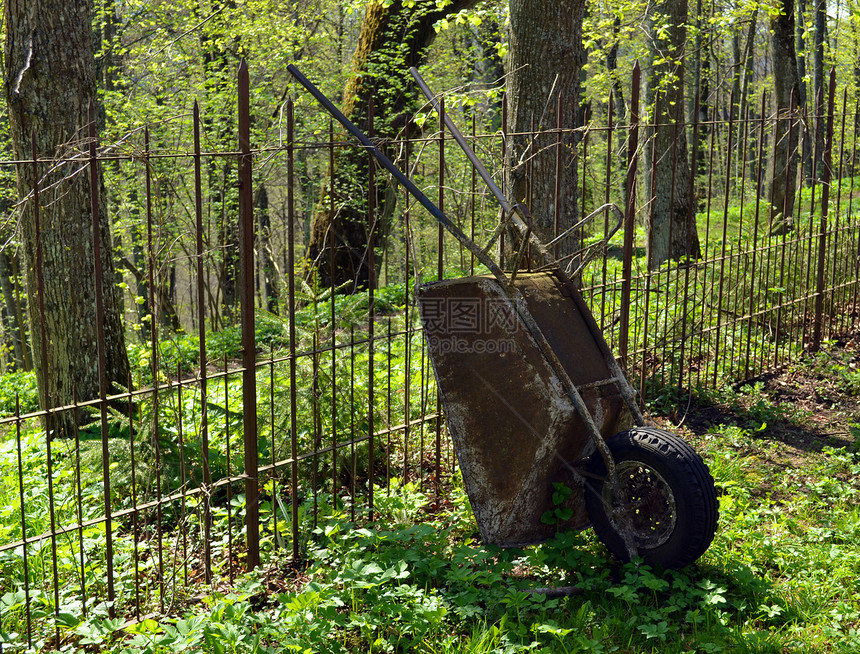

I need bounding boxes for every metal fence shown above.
[1,61,859,648]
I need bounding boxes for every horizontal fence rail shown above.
[0,61,858,649]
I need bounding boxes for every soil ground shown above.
[653,336,860,466]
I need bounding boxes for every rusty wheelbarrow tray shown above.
[288,65,718,569]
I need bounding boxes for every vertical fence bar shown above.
[434,97,444,502]
[802,91,820,353]
[128,373,140,618]
[350,327,357,518]
[368,95,377,519]
[329,119,339,503]
[526,115,535,267]
[500,93,507,266]
[762,100,778,371]
[812,68,837,351]
[601,93,614,332]
[177,367,188,586]
[844,102,859,332]
[745,93,767,378]
[237,59,260,570]
[730,106,752,377]
[270,349,278,543]
[663,114,681,389]
[850,103,860,325]
[712,90,735,387]
[15,398,32,648]
[554,95,563,259]
[774,220,791,367]
[224,355,234,582]
[312,333,320,527]
[144,126,165,612]
[639,102,659,402]
[386,318,393,490]
[192,100,213,582]
[700,104,718,389]
[287,99,300,561]
[88,101,116,615]
[72,388,87,617]
[619,62,640,369]
[677,86,702,394]
[30,130,60,636]
[403,124,412,482]
[418,331,427,494]
[470,112,477,275]
[581,124,588,255]
[678,261,691,393]
[833,87,848,336]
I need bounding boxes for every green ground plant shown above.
[11,349,860,653]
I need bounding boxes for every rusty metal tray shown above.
[419,272,633,546]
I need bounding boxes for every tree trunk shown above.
[0,250,30,371]
[731,30,742,117]
[769,0,801,228]
[854,7,860,177]
[797,0,813,181]
[505,0,585,271]
[607,16,627,183]
[4,0,130,436]
[257,185,279,314]
[813,0,827,179]
[646,0,701,269]
[306,0,479,289]
[692,0,710,196]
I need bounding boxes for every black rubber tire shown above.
[584,427,718,569]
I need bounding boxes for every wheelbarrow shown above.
[287,65,718,569]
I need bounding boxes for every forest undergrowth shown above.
[7,337,856,654]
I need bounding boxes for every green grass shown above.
[12,352,859,653]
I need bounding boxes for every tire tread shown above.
[584,427,719,568]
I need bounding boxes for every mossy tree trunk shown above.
[305,0,479,289]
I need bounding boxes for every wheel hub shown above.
[606,461,677,549]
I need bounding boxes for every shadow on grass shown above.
[647,380,858,454]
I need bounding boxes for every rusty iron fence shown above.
[1,60,859,647]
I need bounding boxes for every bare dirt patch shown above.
[653,337,860,467]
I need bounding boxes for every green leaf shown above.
[54,612,80,628]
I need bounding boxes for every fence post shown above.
[287,101,301,561]
[238,59,260,570]
[88,102,116,616]
[192,101,212,583]
[619,62,640,369]
[812,67,837,352]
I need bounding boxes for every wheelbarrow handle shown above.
[409,67,558,276]
[286,64,507,284]
[409,67,521,221]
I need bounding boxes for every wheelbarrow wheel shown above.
[584,427,718,569]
